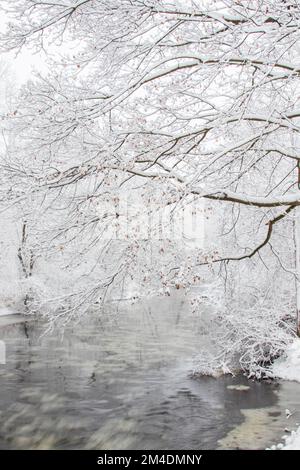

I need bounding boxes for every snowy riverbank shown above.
[270,339,300,450]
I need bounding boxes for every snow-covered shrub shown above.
[191,243,297,379]
[194,302,295,379]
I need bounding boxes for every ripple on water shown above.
[0,293,300,449]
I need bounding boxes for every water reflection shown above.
[0,293,299,449]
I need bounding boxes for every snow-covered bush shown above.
[195,302,295,379]
[192,252,297,379]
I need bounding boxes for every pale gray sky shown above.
[0,12,45,83]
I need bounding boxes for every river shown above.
[0,293,299,450]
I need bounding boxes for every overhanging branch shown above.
[198,205,296,265]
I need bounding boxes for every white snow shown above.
[270,339,300,449]
[281,428,300,450]
[0,307,14,317]
[272,339,300,382]
[269,427,300,451]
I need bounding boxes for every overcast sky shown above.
[0,12,43,83]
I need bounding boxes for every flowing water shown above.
[0,293,300,450]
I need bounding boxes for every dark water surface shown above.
[0,294,299,450]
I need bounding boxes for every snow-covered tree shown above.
[1,0,300,375]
